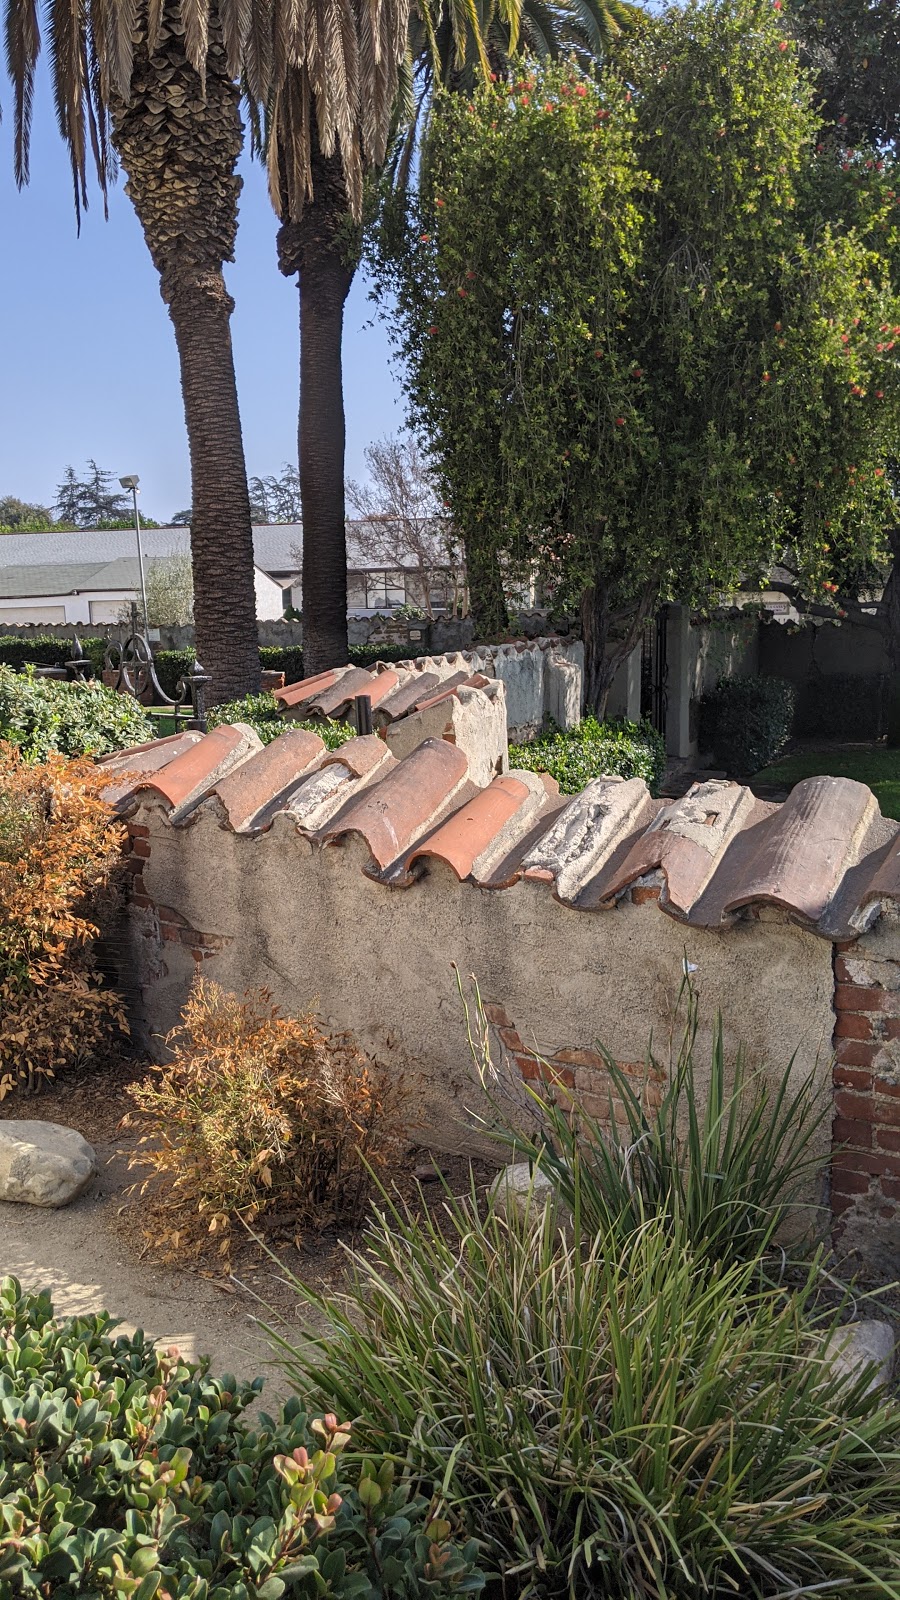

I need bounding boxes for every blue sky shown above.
[0,66,404,523]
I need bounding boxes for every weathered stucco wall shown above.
[121,799,834,1194]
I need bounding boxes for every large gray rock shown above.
[824,1319,896,1397]
[489,1162,566,1228]
[0,1122,97,1207]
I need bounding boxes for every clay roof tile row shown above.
[104,723,900,943]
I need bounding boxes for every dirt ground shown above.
[0,1057,493,1406]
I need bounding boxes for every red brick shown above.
[516,1057,541,1082]
[835,1039,880,1069]
[130,891,152,908]
[883,1017,900,1039]
[872,1095,900,1128]
[834,1089,873,1120]
[834,956,855,983]
[484,1003,512,1027]
[631,886,661,905]
[834,983,884,1012]
[880,1177,900,1199]
[124,857,144,876]
[127,823,150,840]
[131,838,151,859]
[834,939,861,951]
[834,1013,875,1041]
[830,1168,871,1195]
[831,1190,860,1215]
[497,1027,522,1052]
[833,1148,900,1178]
[832,1117,873,1148]
[875,1127,900,1153]
[160,923,181,942]
[874,1079,900,1100]
[833,1065,873,1090]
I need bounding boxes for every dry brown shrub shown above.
[125,976,405,1261]
[0,741,127,1097]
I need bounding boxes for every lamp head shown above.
[119,474,140,491]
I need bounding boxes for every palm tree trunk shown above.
[168,275,261,701]
[278,141,354,677]
[111,5,260,705]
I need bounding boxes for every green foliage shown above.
[0,635,105,672]
[753,743,900,822]
[0,1275,483,1600]
[374,6,900,691]
[278,1190,900,1598]
[259,645,306,683]
[152,649,197,700]
[700,674,796,772]
[0,495,54,530]
[0,667,154,760]
[206,694,357,750]
[468,978,828,1274]
[509,715,666,793]
[793,671,887,740]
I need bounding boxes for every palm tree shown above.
[4,0,261,703]
[256,0,640,674]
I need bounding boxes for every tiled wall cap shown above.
[134,724,262,821]
[404,774,532,882]
[322,737,470,870]
[97,731,206,808]
[722,775,878,923]
[375,672,443,722]
[274,667,344,710]
[522,776,655,905]
[320,734,394,780]
[603,781,757,917]
[209,728,326,832]
[302,667,382,717]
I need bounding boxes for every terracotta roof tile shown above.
[208,728,325,832]
[301,667,380,717]
[412,671,474,713]
[274,668,344,711]
[285,744,398,831]
[130,725,262,822]
[521,776,655,904]
[375,672,442,722]
[97,731,204,808]
[320,733,393,780]
[720,775,878,923]
[602,780,757,916]
[322,737,469,870]
[401,774,532,882]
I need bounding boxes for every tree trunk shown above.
[580,579,617,718]
[278,142,354,677]
[168,277,261,700]
[882,525,900,745]
[111,5,260,705]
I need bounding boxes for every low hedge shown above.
[699,675,796,774]
[0,1275,482,1600]
[0,666,154,759]
[155,644,415,701]
[207,692,357,751]
[0,634,106,673]
[509,715,667,794]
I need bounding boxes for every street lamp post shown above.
[119,474,149,629]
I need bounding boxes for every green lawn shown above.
[753,745,900,821]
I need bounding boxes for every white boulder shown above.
[489,1162,563,1226]
[824,1319,896,1397]
[0,1121,97,1207]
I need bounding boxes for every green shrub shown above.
[350,643,416,669]
[793,672,886,741]
[509,715,666,794]
[260,644,306,684]
[281,1191,900,1599]
[207,693,357,751]
[699,675,796,773]
[152,647,197,700]
[0,666,153,760]
[0,1275,483,1600]
[0,634,106,673]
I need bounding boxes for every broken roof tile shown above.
[400,774,532,883]
[602,780,757,917]
[285,743,397,832]
[721,775,878,924]
[322,737,469,871]
[207,728,325,833]
[320,733,393,780]
[522,777,655,905]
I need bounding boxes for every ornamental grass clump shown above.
[277,1194,900,1599]
[0,742,126,1097]
[126,977,404,1261]
[465,977,830,1274]
[0,1275,483,1599]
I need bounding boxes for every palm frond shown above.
[3,0,40,185]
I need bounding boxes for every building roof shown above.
[100,658,900,946]
[0,520,450,585]
[0,557,142,598]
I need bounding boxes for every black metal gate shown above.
[640,605,669,737]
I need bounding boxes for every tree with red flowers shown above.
[376,0,900,712]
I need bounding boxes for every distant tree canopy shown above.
[791,0,900,156]
[0,496,55,532]
[53,462,160,530]
[249,465,302,525]
[375,0,900,711]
